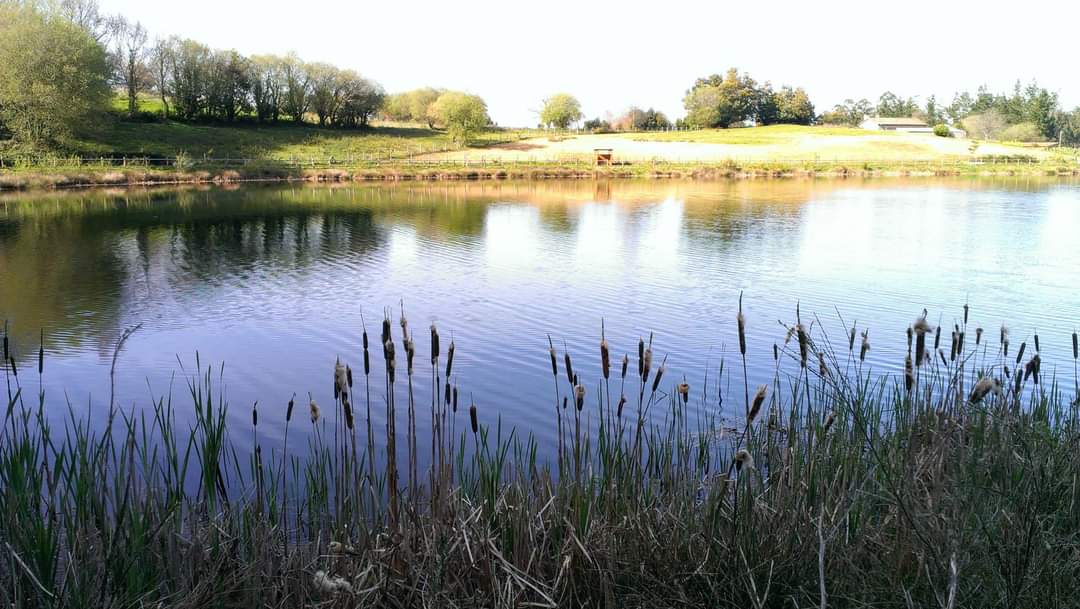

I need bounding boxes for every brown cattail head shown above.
[385,341,396,384]
[562,396,568,410]
[968,376,998,404]
[737,310,747,356]
[906,326,913,352]
[405,338,415,376]
[749,385,767,422]
[848,324,857,352]
[346,365,353,389]
[734,449,754,473]
[381,317,391,345]
[452,385,459,413]
[950,332,958,362]
[1015,341,1026,366]
[773,343,779,362]
[915,331,926,367]
[334,358,344,399]
[309,398,320,423]
[399,307,408,339]
[564,352,575,387]
[617,394,626,418]
[621,353,628,379]
[818,352,829,378]
[343,397,354,430]
[9,357,16,379]
[574,384,585,410]
[363,347,370,377]
[431,324,440,365]
[444,381,452,405]
[796,324,809,368]
[38,329,43,376]
[957,331,965,355]
[677,382,690,404]
[548,336,558,377]
[286,394,295,423]
[913,316,932,336]
[823,411,836,434]
[2,322,7,361]
[975,327,983,346]
[1024,354,1041,384]
[445,340,455,378]
[963,303,969,325]
[600,338,610,380]
[642,347,653,383]
[1014,369,1023,394]
[252,402,258,427]
[938,349,948,367]
[860,331,870,362]
[469,402,478,434]
[1034,332,1040,353]
[1073,331,1078,360]
[934,325,941,351]
[904,355,914,392]
[651,360,665,393]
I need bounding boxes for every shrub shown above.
[999,122,1045,143]
[933,124,951,137]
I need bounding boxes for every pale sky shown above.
[98,0,1080,127]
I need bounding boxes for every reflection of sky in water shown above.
[1,178,1079,465]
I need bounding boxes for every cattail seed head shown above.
[915,331,926,367]
[734,449,754,472]
[346,365,353,389]
[309,398,320,423]
[913,316,932,336]
[1015,341,1026,365]
[818,352,829,378]
[600,338,610,380]
[906,326,913,352]
[363,348,370,376]
[677,382,690,404]
[562,396,568,410]
[934,325,941,351]
[904,355,914,392]
[564,352,574,386]
[452,385,458,413]
[950,332,958,362]
[957,331,965,356]
[548,336,558,377]
[1073,331,1078,360]
[637,337,645,378]
[975,327,983,346]
[1024,354,1041,384]
[642,348,653,383]
[621,353,628,379]
[796,324,809,368]
[860,331,870,362]
[445,340,455,378]
[737,311,746,356]
[431,324,440,364]
[749,385,767,422]
[823,411,836,434]
[9,357,16,379]
[286,394,295,423]
[469,402,478,434]
[773,343,779,362]
[968,376,998,404]
[252,402,258,427]
[405,338,415,376]
[574,384,585,410]
[617,394,626,418]
[963,303,969,325]
[1034,333,1040,353]
[651,361,665,393]
[343,397,354,430]
[38,329,43,375]
[381,317,391,345]
[444,381,452,405]
[848,324,856,352]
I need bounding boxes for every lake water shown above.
[2,178,1079,458]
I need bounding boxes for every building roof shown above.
[869,117,928,126]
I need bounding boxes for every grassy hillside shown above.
[630,124,882,145]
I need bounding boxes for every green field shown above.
[631,124,886,145]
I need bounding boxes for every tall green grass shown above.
[2,305,1079,608]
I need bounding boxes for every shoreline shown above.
[2,160,1079,192]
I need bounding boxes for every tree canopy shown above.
[429,92,489,145]
[539,93,583,129]
[683,69,813,128]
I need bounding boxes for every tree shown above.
[149,37,173,118]
[946,92,973,125]
[963,110,1008,140]
[876,91,918,117]
[0,5,111,145]
[112,17,148,116]
[429,91,488,145]
[205,49,250,121]
[280,53,309,123]
[334,72,383,128]
[249,54,283,122]
[408,88,441,127]
[819,99,872,126]
[381,92,412,121]
[682,68,759,128]
[308,62,341,126]
[540,93,583,129]
[773,86,814,125]
[168,39,210,120]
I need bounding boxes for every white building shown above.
[860,117,933,133]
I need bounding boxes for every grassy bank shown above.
[2,156,1080,191]
[2,303,1080,608]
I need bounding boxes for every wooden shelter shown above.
[594,148,614,166]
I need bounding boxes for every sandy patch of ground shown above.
[423,132,1050,163]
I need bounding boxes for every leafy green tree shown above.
[682,68,759,128]
[408,88,442,127]
[773,86,814,125]
[308,62,341,126]
[168,39,210,120]
[876,91,919,117]
[945,92,972,125]
[112,16,148,117]
[249,54,283,122]
[819,99,872,126]
[334,72,383,128]
[430,91,488,145]
[0,4,111,145]
[205,49,250,122]
[540,93,583,129]
[280,52,309,123]
[963,110,1008,140]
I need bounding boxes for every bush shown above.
[933,124,951,137]
[999,122,1045,143]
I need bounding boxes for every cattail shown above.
[381,317,391,345]
[860,331,870,362]
[749,385,767,422]
[405,338,415,376]
[968,376,998,404]
[399,308,408,340]
[621,354,628,379]
[1025,354,1041,384]
[734,449,754,472]
[773,343,779,362]
[445,339,455,378]
[574,384,585,410]
[963,303,969,325]
[362,329,371,375]
[617,394,626,418]
[564,351,574,386]
[737,309,747,356]
[286,394,295,422]
[346,365,353,389]
[913,316,932,335]
[444,381,452,405]
[469,402,478,434]
[939,349,948,367]
[975,327,983,346]
[1034,332,1040,353]
[651,360,665,393]
[600,338,610,380]
[38,329,43,375]
[823,411,836,435]
[385,341,396,384]
[905,355,914,392]
[642,347,653,383]
[431,324,440,364]
[562,396,568,410]
[1073,331,1078,360]
[452,385,458,413]
[906,326,913,352]
[957,331,965,356]
[548,336,557,377]
[934,325,941,351]
[1014,369,1023,395]
[848,324,857,352]
[9,357,16,379]
[2,322,7,361]
[796,324,809,368]
[252,402,258,427]
[818,352,829,378]
[637,337,645,378]
[309,398,320,423]
[343,397,354,430]
[915,330,926,367]
[950,332,958,362]
[677,382,690,404]
[1015,342,1026,366]
[334,358,347,397]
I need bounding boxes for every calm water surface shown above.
[2,178,1078,457]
